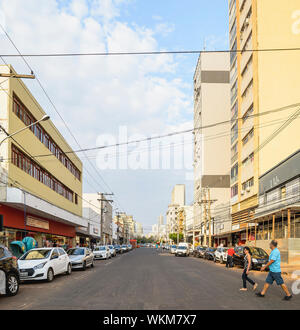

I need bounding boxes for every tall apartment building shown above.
[193,53,231,247]
[0,64,86,248]
[135,222,143,238]
[171,184,185,206]
[166,184,186,242]
[228,0,300,264]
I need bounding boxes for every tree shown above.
[169,233,183,243]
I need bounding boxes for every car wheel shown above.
[47,268,54,282]
[82,261,87,271]
[220,257,224,264]
[6,273,19,296]
[66,263,72,275]
[214,257,217,263]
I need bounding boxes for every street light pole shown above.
[0,114,50,150]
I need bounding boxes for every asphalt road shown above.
[0,248,299,310]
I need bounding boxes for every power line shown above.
[4,113,291,164]
[1,48,300,58]
[1,101,297,161]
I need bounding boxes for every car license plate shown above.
[21,272,28,276]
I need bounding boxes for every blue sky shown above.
[0,0,230,233]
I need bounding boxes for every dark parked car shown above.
[193,246,206,258]
[0,245,20,296]
[204,247,217,260]
[233,246,269,270]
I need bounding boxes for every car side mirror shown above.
[51,255,58,260]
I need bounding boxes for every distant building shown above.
[83,193,113,245]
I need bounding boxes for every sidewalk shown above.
[281,264,300,277]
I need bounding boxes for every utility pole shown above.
[199,187,217,246]
[98,193,114,245]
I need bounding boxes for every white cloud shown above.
[0,0,193,214]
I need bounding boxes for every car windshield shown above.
[68,248,85,256]
[108,246,114,249]
[208,248,216,252]
[178,246,186,250]
[171,245,177,248]
[250,247,268,257]
[94,246,106,251]
[122,245,127,248]
[21,249,51,260]
[114,245,120,248]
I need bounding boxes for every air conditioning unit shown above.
[246,187,251,192]
[241,190,245,195]
[245,17,250,26]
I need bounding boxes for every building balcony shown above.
[241,61,253,95]
[231,152,238,164]
[241,87,253,117]
[239,0,252,29]
[241,138,254,162]
[241,51,252,74]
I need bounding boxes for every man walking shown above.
[226,247,235,268]
[256,240,292,300]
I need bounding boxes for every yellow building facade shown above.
[229,0,300,264]
[0,64,85,249]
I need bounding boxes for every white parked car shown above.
[18,248,71,282]
[93,246,111,260]
[214,247,228,264]
[175,245,190,257]
[170,245,177,254]
[108,245,116,257]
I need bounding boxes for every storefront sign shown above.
[26,216,49,230]
[259,150,300,194]
[93,228,99,235]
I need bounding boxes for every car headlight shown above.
[252,258,258,263]
[34,262,47,270]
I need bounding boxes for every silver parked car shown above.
[67,248,94,270]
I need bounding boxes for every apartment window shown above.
[242,106,254,123]
[231,184,238,198]
[231,101,238,121]
[230,40,237,67]
[231,121,238,144]
[230,20,237,46]
[231,164,238,183]
[242,128,254,146]
[11,144,74,203]
[242,177,254,191]
[231,81,238,104]
[12,94,81,181]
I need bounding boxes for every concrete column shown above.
[272,214,275,239]
[287,209,291,239]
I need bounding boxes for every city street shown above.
[1,248,299,310]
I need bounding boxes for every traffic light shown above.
[0,215,3,232]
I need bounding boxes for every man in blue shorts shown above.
[256,240,292,300]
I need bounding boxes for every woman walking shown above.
[240,247,258,291]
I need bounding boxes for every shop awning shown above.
[2,187,88,229]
